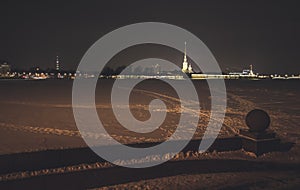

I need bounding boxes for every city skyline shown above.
[0,0,299,74]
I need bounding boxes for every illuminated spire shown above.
[182,42,188,72]
[182,41,193,73]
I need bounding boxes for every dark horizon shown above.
[0,0,299,74]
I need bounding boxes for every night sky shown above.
[0,0,299,74]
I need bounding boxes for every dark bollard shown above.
[239,109,281,156]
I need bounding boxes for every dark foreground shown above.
[0,79,299,189]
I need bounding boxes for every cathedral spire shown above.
[182,41,193,73]
[182,42,188,72]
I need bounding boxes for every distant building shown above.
[229,65,257,77]
[0,62,11,76]
[181,42,193,73]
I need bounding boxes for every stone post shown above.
[239,109,280,156]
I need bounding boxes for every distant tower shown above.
[249,64,254,76]
[182,42,193,73]
[154,64,161,75]
[55,56,60,71]
[188,63,193,73]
